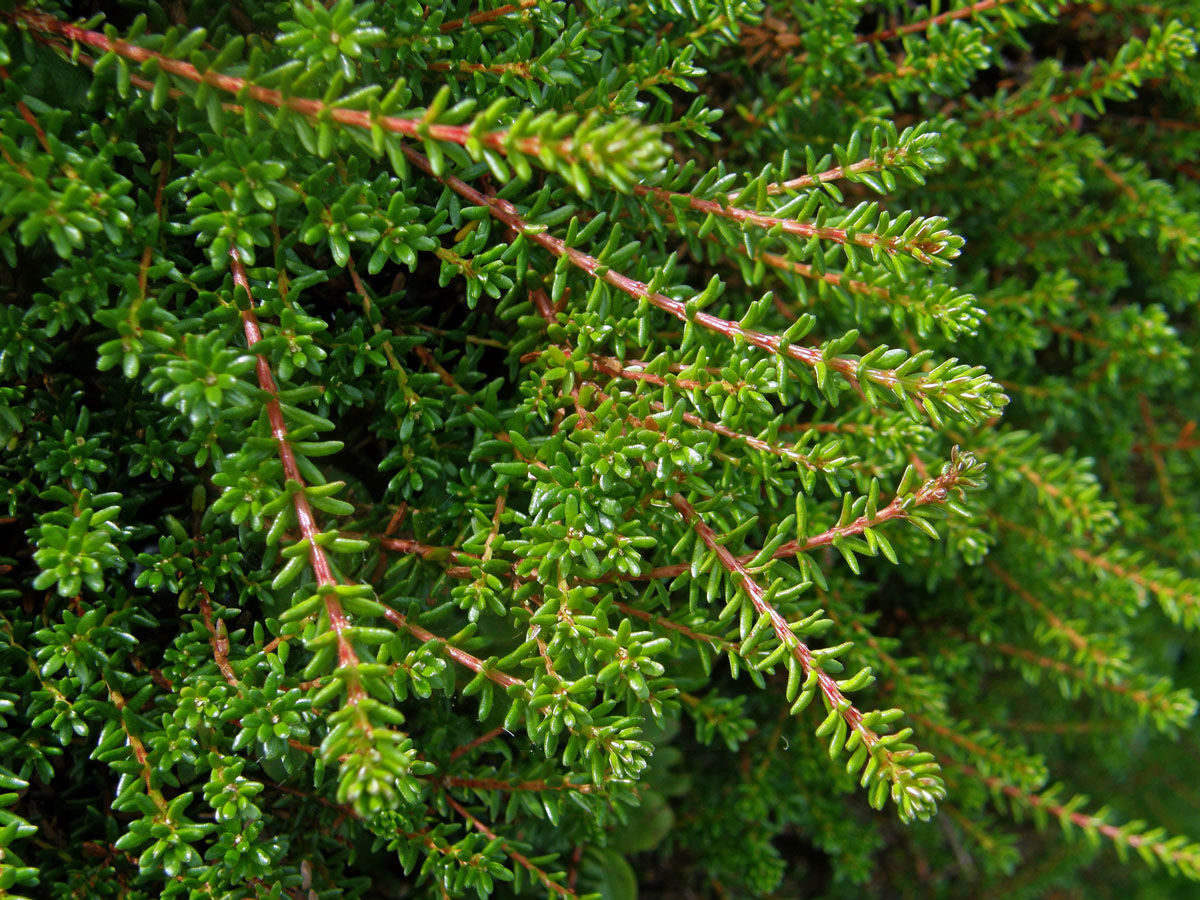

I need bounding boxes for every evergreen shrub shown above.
[1,0,1199,897]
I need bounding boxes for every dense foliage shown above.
[1,0,1199,897]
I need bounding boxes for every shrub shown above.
[1,0,1198,897]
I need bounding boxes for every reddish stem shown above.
[439,0,539,32]
[858,0,1011,44]
[670,493,925,790]
[199,587,239,687]
[613,600,739,653]
[396,144,957,408]
[634,183,951,259]
[449,726,507,762]
[442,775,596,793]
[585,365,829,473]
[987,55,1150,121]
[444,795,578,898]
[16,10,574,165]
[377,458,966,589]
[981,637,1180,715]
[230,250,360,675]
[380,604,523,689]
[1,66,51,153]
[612,461,965,583]
[955,761,1200,868]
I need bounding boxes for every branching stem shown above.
[231,250,360,678]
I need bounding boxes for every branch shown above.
[954,762,1200,879]
[444,795,578,898]
[15,9,658,187]
[858,0,1016,44]
[615,452,977,583]
[994,517,1200,630]
[231,250,361,676]
[585,366,842,475]
[439,0,539,32]
[671,491,944,822]
[379,603,523,690]
[397,145,1004,426]
[199,587,239,687]
[635,183,959,263]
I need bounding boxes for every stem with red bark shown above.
[231,250,361,682]
[394,145,977,416]
[14,9,583,167]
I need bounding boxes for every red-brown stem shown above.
[766,157,885,196]
[270,782,453,860]
[380,604,523,690]
[619,462,963,583]
[377,460,963,587]
[344,259,544,471]
[377,535,476,565]
[429,59,533,79]
[230,251,360,677]
[449,726,507,762]
[1,66,52,153]
[441,775,596,794]
[413,343,463,393]
[444,795,578,898]
[591,355,736,380]
[375,536,743,655]
[1001,719,1117,735]
[633,183,949,258]
[567,843,584,893]
[953,761,1200,867]
[987,561,1090,653]
[994,516,1200,620]
[749,0,1014,72]
[383,503,409,537]
[396,145,950,406]
[108,687,164,807]
[1133,434,1200,453]
[669,492,888,762]
[585,366,828,473]
[199,587,239,687]
[346,257,410,378]
[909,712,1044,785]
[758,247,974,328]
[857,0,1011,44]
[16,10,572,164]
[613,600,739,653]
[439,0,539,32]
[1042,321,1109,349]
[753,247,975,335]
[1138,394,1178,511]
[986,54,1149,121]
[261,632,297,656]
[380,594,637,756]
[755,250,894,298]
[781,421,878,434]
[982,638,1177,713]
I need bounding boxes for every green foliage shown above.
[0,0,1198,898]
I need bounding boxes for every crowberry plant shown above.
[1,0,1198,897]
